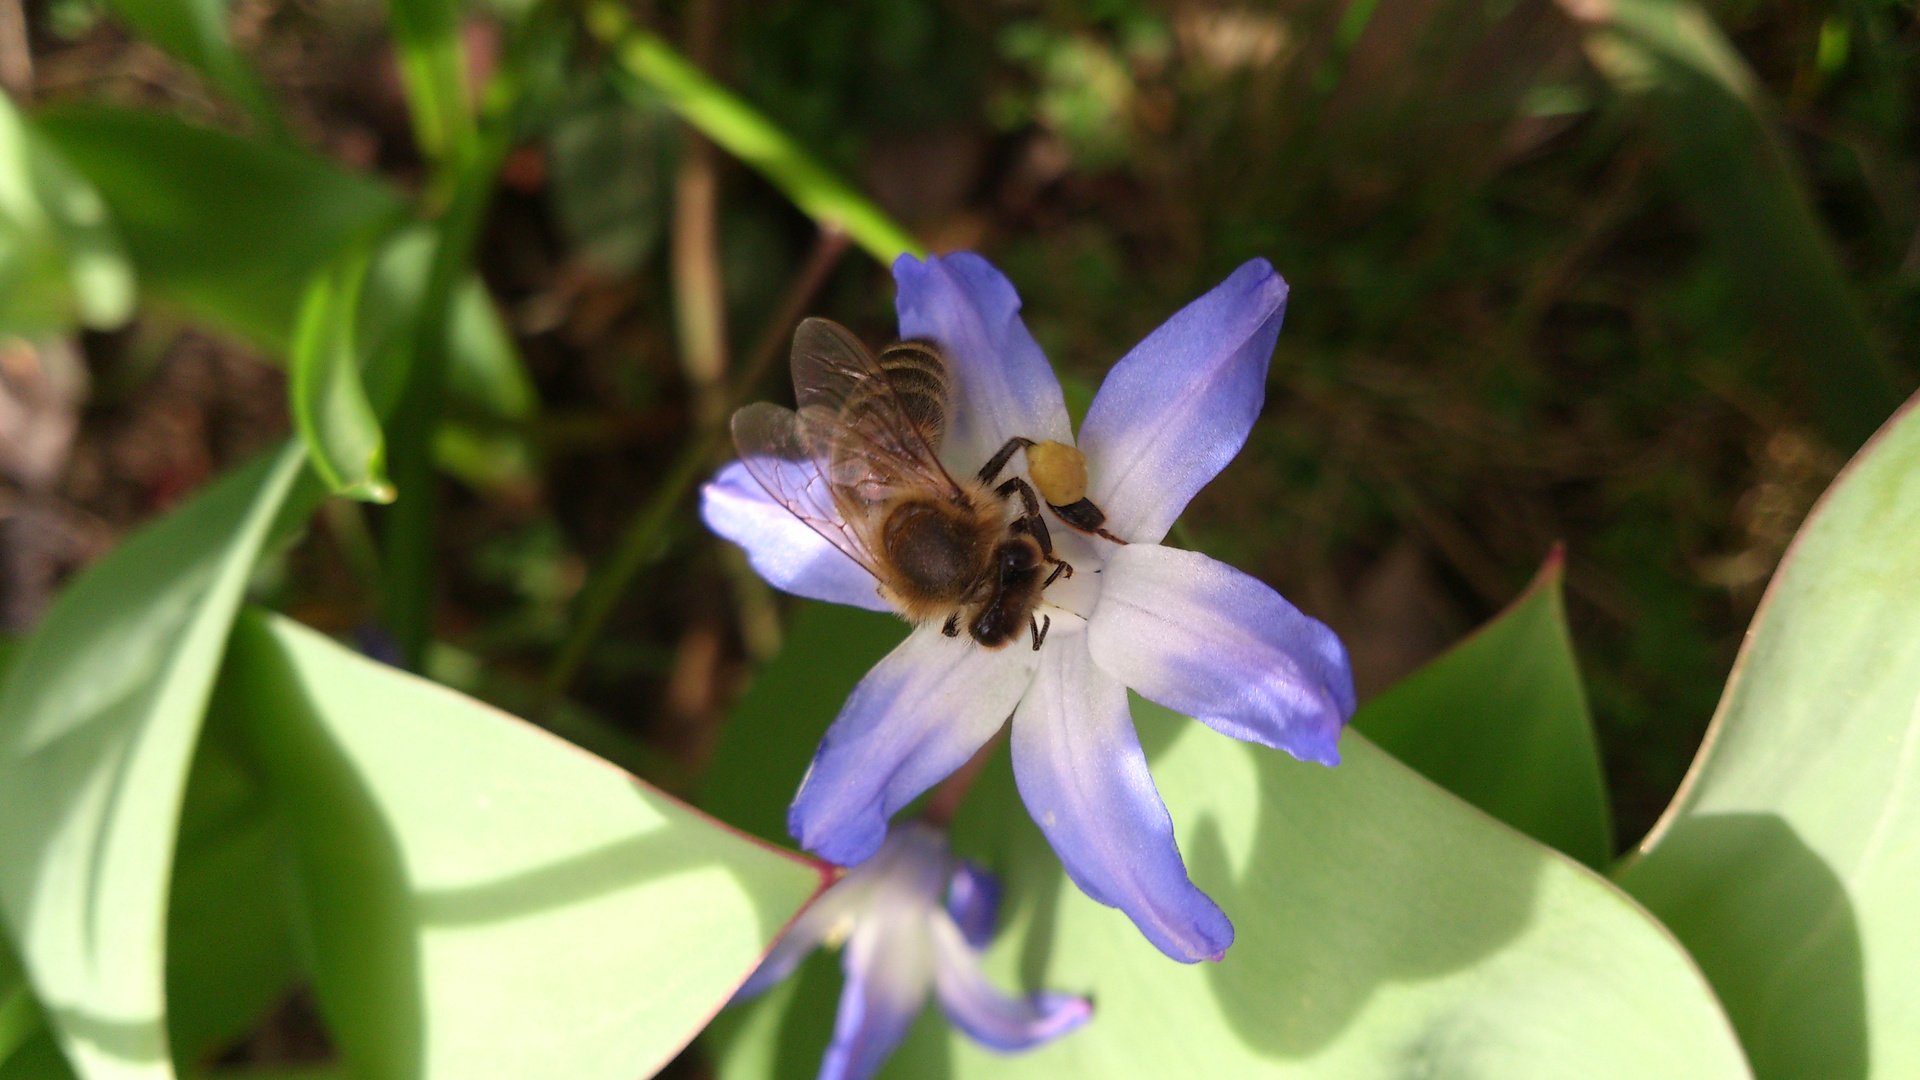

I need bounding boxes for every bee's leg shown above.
[977,437,1036,484]
[995,477,1058,558]
[1030,613,1051,651]
[1001,476,1076,586]
[942,612,961,638]
[1048,496,1127,544]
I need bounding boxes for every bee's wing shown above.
[789,317,882,417]
[788,317,965,503]
[729,401,888,581]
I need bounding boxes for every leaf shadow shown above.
[225,615,426,1080]
[1622,811,1866,1080]
[412,786,801,942]
[1184,731,1544,1059]
[39,1005,168,1071]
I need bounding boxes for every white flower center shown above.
[1037,514,1110,621]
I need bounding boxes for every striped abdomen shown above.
[868,341,949,447]
[825,340,953,494]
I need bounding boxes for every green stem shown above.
[379,138,510,668]
[380,7,558,668]
[586,0,924,265]
[389,0,478,163]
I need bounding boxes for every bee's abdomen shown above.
[874,342,949,446]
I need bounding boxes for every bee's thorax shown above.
[880,495,999,608]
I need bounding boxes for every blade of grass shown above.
[379,5,563,668]
[670,0,729,427]
[388,0,476,163]
[378,144,508,667]
[584,0,922,265]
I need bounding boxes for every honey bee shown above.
[730,318,1074,650]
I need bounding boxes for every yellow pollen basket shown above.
[1027,440,1089,505]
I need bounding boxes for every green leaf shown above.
[0,94,134,335]
[290,246,397,503]
[220,608,830,1080]
[387,0,476,161]
[1354,549,1612,867]
[702,609,1749,1080]
[164,723,299,1071]
[0,441,308,1080]
[0,1027,78,1080]
[721,719,1751,1080]
[1615,393,1920,1080]
[2,939,41,1071]
[544,77,673,278]
[29,105,400,355]
[1570,0,1904,450]
[99,0,279,131]
[361,226,537,424]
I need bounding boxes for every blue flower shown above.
[704,253,1357,963]
[736,822,1091,1080]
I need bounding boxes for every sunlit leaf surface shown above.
[220,609,830,1080]
[1355,550,1612,867]
[0,442,307,1080]
[0,96,134,335]
[1618,393,1920,1080]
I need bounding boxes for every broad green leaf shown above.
[545,77,673,277]
[100,0,278,130]
[290,247,396,503]
[1616,393,1920,1080]
[0,441,307,1080]
[1569,0,1903,449]
[721,718,1751,1080]
[702,608,1749,1080]
[220,608,829,1080]
[29,106,400,355]
[1354,549,1612,867]
[0,94,134,335]
[163,724,298,1071]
